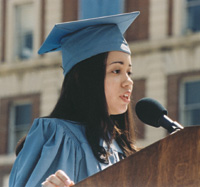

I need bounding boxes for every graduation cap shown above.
[38,11,140,76]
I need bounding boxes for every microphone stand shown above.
[158,115,184,133]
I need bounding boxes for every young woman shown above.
[9,12,140,187]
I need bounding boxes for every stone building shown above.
[0,0,200,186]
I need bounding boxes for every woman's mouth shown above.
[120,93,131,103]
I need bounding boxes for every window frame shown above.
[8,101,32,153]
[14,3,34,60]
[185,0,200,33]
[179,76,200,126]
[5,0,42,62]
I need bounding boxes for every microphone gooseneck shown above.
[135,98,184,133]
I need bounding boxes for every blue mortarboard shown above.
[38,11,140,75]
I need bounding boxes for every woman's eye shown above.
[112,70,120,74]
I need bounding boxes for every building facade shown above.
[0,0,200,186]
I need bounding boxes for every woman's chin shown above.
[109,107,128,115]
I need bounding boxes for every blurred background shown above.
[0,0,200,186]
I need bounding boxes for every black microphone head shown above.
[135,97,167,127]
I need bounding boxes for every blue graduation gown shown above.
[9,118,123,187]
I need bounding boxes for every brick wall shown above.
[168,0,173,36]
[132,78,146,139]
[125,0,149,41]
[0,0,7,62]
[40,0,46,46]
[62,0,78,22]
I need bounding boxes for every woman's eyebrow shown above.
[109,61,132,67]
[109,61,124,65]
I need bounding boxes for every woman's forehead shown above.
[106,51,132,65]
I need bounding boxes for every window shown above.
[79,0,124,19]
[186,0,200,32]
[8,103,32,153]
[14,3,34,59]
[180,79,200,126]
[0,94,40,154]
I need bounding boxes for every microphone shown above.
[135,97,184,133]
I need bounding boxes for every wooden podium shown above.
[74,126,200,187]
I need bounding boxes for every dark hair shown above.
[49,52,137,162]
[16,52,138,161]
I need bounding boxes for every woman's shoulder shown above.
[10,118,88,186]
[31,117,87,145]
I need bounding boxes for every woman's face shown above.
[105,51,133,115]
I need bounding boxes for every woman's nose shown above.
[122,74,133,88]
